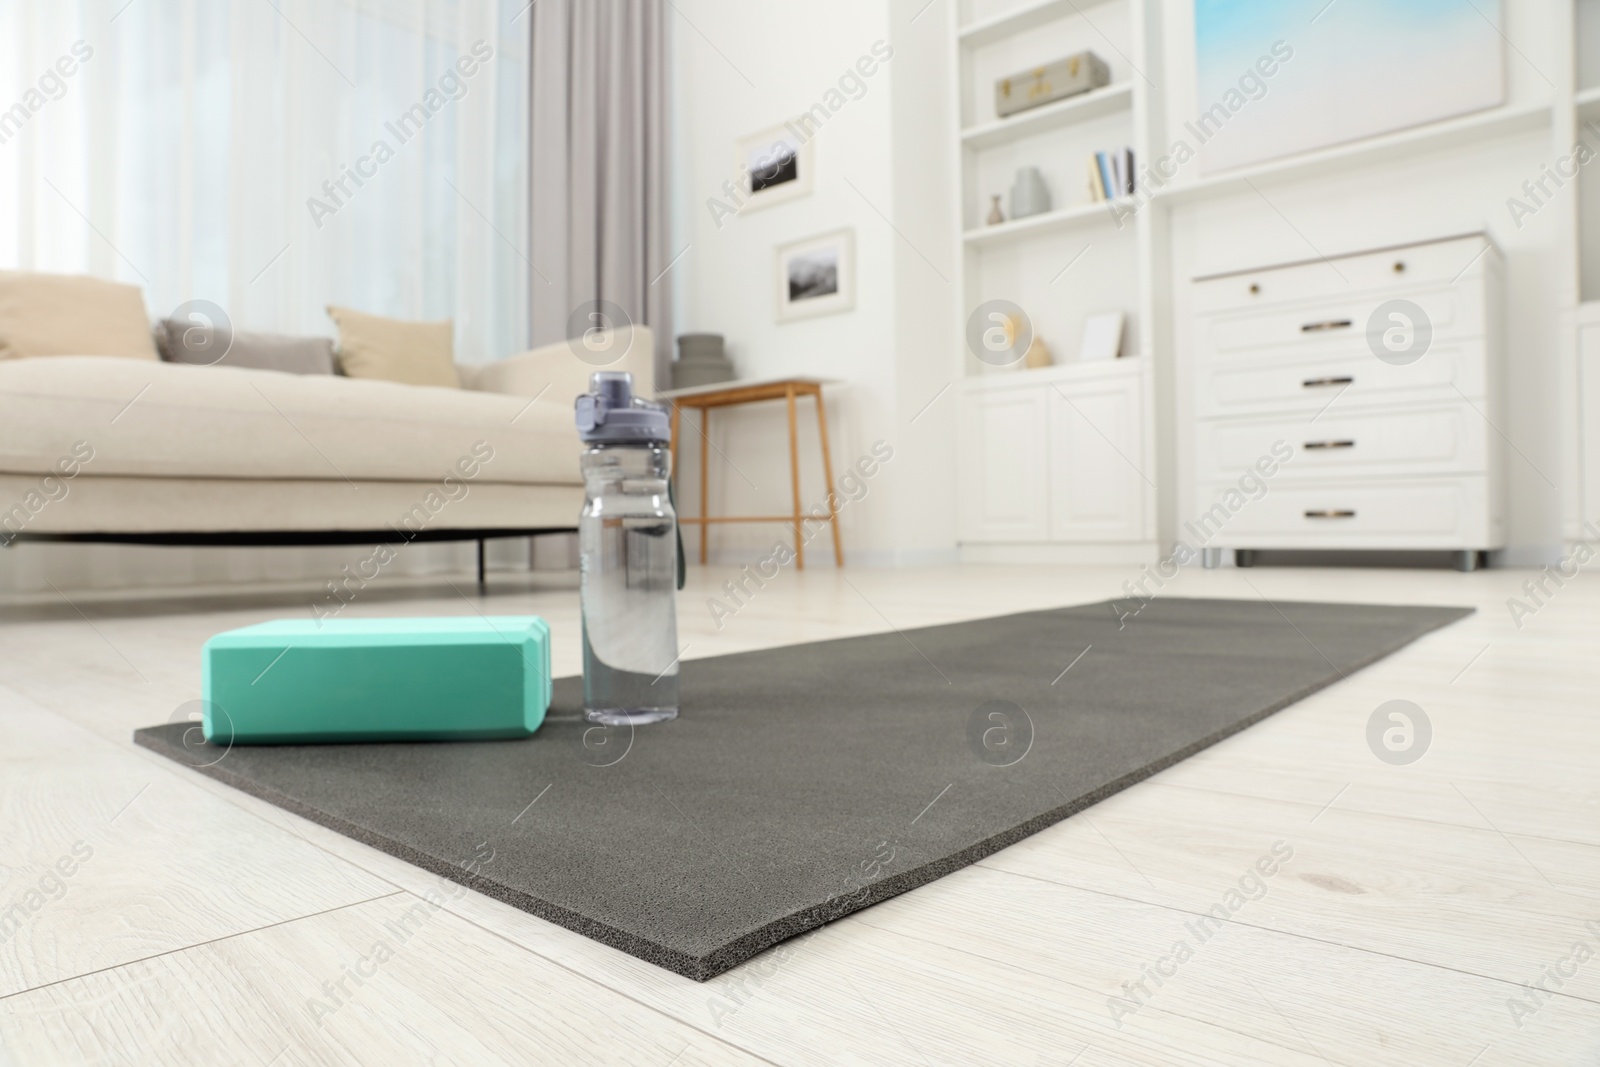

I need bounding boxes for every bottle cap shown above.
[575,372,670,444]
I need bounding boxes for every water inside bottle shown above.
[580,485,680,725]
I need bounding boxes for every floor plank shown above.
[978,778,1600,999]
[0,892,764,1066]
[0,690,393,998]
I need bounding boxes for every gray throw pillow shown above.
[157,319,336,375]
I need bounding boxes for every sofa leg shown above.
[477,538,487,593]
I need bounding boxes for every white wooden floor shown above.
[1,561,1596,1066]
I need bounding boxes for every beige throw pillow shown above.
[0,271,159,361]
[327,305,458,388]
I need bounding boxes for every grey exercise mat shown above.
[135,596,1470,981]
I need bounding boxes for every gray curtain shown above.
[529,0,672,389]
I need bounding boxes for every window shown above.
[0,0,530,360]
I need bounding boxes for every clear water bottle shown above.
[575,372,680,725]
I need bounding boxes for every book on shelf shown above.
[1087,155,1105,201]
[1086,147,1136,202]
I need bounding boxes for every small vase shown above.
[986,195,1004,226]
[1023,336,1052,369]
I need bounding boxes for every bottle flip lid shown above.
[575,372,670,444]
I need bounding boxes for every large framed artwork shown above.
[1193,0,1506,174]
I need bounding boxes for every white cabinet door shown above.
[1047,375,1145,542]
[958,386,1050,543]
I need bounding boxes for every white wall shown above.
[582,0,1582,571]
[668,0,957,567]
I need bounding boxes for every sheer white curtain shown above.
[0,0,529,361]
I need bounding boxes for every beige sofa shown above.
[0,326,655,560]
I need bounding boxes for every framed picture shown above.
[1193,0,1505,173]
[1077,311,1125,362]
[735,122,813,212]
[775,228,855,323]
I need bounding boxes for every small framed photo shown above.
[735,122,813,212]
[775,228,855,323]
[1077,311,1125,361]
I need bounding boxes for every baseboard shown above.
[1495,543,1566,568]
[959,542,1161,566]
[846,547,963,569]
[699,546,960,569]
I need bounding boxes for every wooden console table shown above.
[662,377,843,569]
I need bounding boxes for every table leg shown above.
[787,384,804,570]
[811,386,843,568]
[668,403,680,478]
[698,405,710,566]
[668,402,683,573]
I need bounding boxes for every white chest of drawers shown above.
[1183,234,1505,569]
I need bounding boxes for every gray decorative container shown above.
[1009,166,1051,220]
[673,333,735,390]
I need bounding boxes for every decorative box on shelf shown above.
[995,51,1111,118]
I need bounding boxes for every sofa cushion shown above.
[328,306,459,388]
[459,324,658,406]
[0,271,160,362]
[0,357,579,485]
[157,320,337,376]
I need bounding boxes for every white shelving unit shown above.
[949,0,1594,558]
[947,0,1158,562]
[1149,102,1554,207]
[959,82,1134,150]
[961,198,1134,248]
[956,0,1123,49]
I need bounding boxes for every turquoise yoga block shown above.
[202,617,551,744]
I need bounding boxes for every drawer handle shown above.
[1303,440,1356,451]
[1305,509,1357,519]
[1300,319,1353,333]
[1302,376,1354,389]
